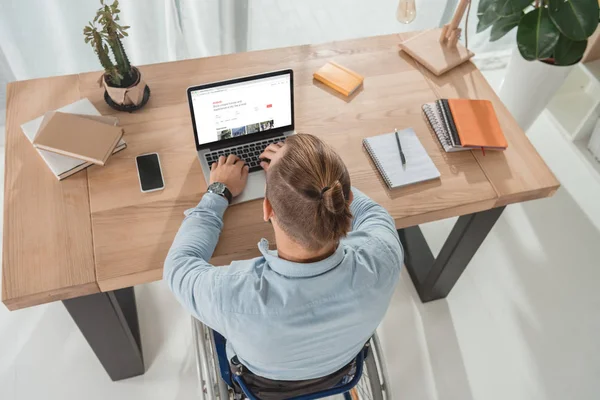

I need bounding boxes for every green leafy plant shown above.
[477,0,599,66]
[83,0,135,87]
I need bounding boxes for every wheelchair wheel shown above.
[353,333,391,400]
[192,318,231,399]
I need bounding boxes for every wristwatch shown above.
[207,182,232,204]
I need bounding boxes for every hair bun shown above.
[321,180,346,214]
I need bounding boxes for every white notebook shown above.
[21,98,126,180]
[363,128,440,189]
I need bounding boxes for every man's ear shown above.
[263,197,274,222]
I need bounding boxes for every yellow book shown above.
[313,61,364,97]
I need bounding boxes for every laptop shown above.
[187,69,295,204]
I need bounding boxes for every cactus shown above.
[111,36,131,82]
[83,0,135,87]
[84,26,122,86]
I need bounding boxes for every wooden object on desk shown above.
[399,28,474,76]
[399,0,474,76]
[3,32,559,309]
[2,76,98,310]
[439,0,470,47]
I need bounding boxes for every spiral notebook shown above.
[363,128,440,189]
[422,101,470,153]
[422,100,507,152]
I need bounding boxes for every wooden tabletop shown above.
[2,32,559,310]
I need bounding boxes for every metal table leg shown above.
[62,287,145,381]
[398,206,505,303]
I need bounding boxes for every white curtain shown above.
[0,0,515,126]
[0,47,13,126]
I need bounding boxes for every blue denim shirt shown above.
[164,188,403,380]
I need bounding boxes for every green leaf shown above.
[122,31,128,37]
[517,7,560,60]
[478,0,496,14]
[491,12,522,41]
[497,0,531,17]
[554,33,588,65]
[548,0,599,41]
[477,7,501,33]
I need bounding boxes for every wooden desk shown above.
[2,32,559,380]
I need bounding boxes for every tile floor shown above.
[1,69,600,400]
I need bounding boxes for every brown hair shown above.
[266,134,352,250]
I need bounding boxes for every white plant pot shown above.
[499,49,575,132]
[588,118,600,162]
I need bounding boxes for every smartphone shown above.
[135,153,165,193]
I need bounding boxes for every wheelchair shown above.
[192,318,391,400]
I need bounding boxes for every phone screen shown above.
[136,153,164,192]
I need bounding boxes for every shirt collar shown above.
[258,238,345,278]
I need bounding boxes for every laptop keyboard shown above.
[204,136,285,173]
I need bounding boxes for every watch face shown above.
[209,182,225,194]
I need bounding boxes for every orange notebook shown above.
[313,61,364,97]
[447,99,507,150]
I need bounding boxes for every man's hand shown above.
[210,154,249,198]
[259,142,285,171]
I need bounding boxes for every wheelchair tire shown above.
[362,346,384,400]
[353,333,389,400]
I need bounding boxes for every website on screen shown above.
[191,74,292,145]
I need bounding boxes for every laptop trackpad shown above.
[231,169,266,205]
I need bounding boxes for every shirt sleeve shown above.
[163,193,229,333]
[350,187,403,267]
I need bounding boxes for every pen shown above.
[395,128,406,166]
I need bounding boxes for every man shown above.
[164,134,403,387]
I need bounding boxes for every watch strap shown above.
[222,186,233,204]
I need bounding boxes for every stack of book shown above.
[422,98,507,153]
[21,98,127,180]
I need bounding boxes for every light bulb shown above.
[397,0,416,24]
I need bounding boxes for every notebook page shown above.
[365,128,440,188]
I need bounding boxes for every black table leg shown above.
[62,287,145,381]
[398,206,505,303]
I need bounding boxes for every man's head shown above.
[263,134,353,251]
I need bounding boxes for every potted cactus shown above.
[83,0,150,111]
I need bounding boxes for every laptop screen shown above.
[189,72,293,147]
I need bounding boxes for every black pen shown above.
[395,128,406,166]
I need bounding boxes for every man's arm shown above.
[164,154,249,332]
[350,187,403,263]
[164,193,228,331]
